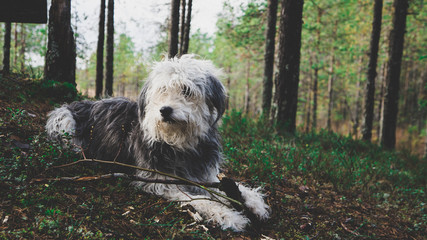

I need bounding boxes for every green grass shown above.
[221,110,426,208]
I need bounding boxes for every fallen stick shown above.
[31,172,220,188]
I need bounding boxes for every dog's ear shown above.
[137,84,148,120]
[206,75,226,124]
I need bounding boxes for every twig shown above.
[31,173,220,188]
[340,221,361,236]
[48,158,243,208]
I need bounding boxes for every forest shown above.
[0,0,426,239]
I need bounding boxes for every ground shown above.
[0,73,425,239]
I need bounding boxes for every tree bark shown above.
[95,0,106,98]
[182,0,192,55]
[362,0,383,141]
[275,0,304,134]
[2,22,11,75]
[326,21,337,131]
[380,0,408,149]
[311,8,322,132]
[105,0,114,96]
[179,0,186,55]
[169,0,180,58]
[44,0,76,85]
[262,0,278,117]
[19,23,26,73]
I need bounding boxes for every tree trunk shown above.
[105,0,114,96]
[44,0,76,85]
[312,67,318,131]
[179,0,186,55]
[181,0,192,55]
[380,0,408,149]
[168,0,180,58]
[95,0,106,98]
[14,23,18,66]
[275,0,304,134]
[244,59,251,114]
[353,76,362,139]
[377,62,386,139]
[362,0,383,141]
[262,0,278,117]
[311,8,322,132]
[326,21,337,131]
[19,23,26,73]
[2,22,11,75]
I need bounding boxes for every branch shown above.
[31,172,220,188]
[47,158,243,208]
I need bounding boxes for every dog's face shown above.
[138,55,226,150]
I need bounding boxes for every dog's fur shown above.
[45,55,269,231]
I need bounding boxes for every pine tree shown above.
[44,0,76,85]
[262,0,278,116]
[275,0,304,134]
[105,0,114,96]
[380,0,409,149]
[95,0,106,98]
[362,0,383,141]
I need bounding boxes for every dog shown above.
[45,55,269,231]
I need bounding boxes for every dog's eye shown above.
[182,86,193,98]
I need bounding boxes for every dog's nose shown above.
[160,106,173,117]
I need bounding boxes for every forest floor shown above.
[0,73,426,239]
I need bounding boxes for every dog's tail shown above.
[45,106,76,141]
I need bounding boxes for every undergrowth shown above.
[221,110,426,216]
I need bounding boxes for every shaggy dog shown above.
[45,55,269,231]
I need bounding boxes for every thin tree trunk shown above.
[179,0,186,55]
[312,67,318,131]
[244,59,251,114]
[105,0,114,96]
[380,0,409,149]
[44,0,76,85]
[95,0,106,98]
[182,0,192,55]
[326,21,337,131]
[2,22,11,75]
[311,8,322,132]
[377,62,386,139]
[275,0,304,134]
[362,0,383,141]
[353,76,362,139]
[168,0,180,58]
[19,23,26,73]
[262,0,278,117]
[14,23,18,66]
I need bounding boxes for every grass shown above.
[0,73,426,239]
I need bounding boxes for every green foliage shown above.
[39,80,79,102]
[221,110,426,200]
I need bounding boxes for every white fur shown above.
[141,55,224,150]
[45,106,75,140]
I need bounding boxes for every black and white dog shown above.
[46,55,269,231]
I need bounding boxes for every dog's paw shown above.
[184,198,250,232]
[238,185,270,220]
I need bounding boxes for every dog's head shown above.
[138,55,226,149]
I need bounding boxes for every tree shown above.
[179,0,186,55]
[105,0,114,96]
[261,0,278,116]
[44,0,76,85]
[2,22,11,75]
[362,0,383,141]
[181,0,192,55]
[275,0,304,133]
[95,0,106,98]
[380,0,409,149]
[169,0,180,58]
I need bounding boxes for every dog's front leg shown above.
[163,189,250,232]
